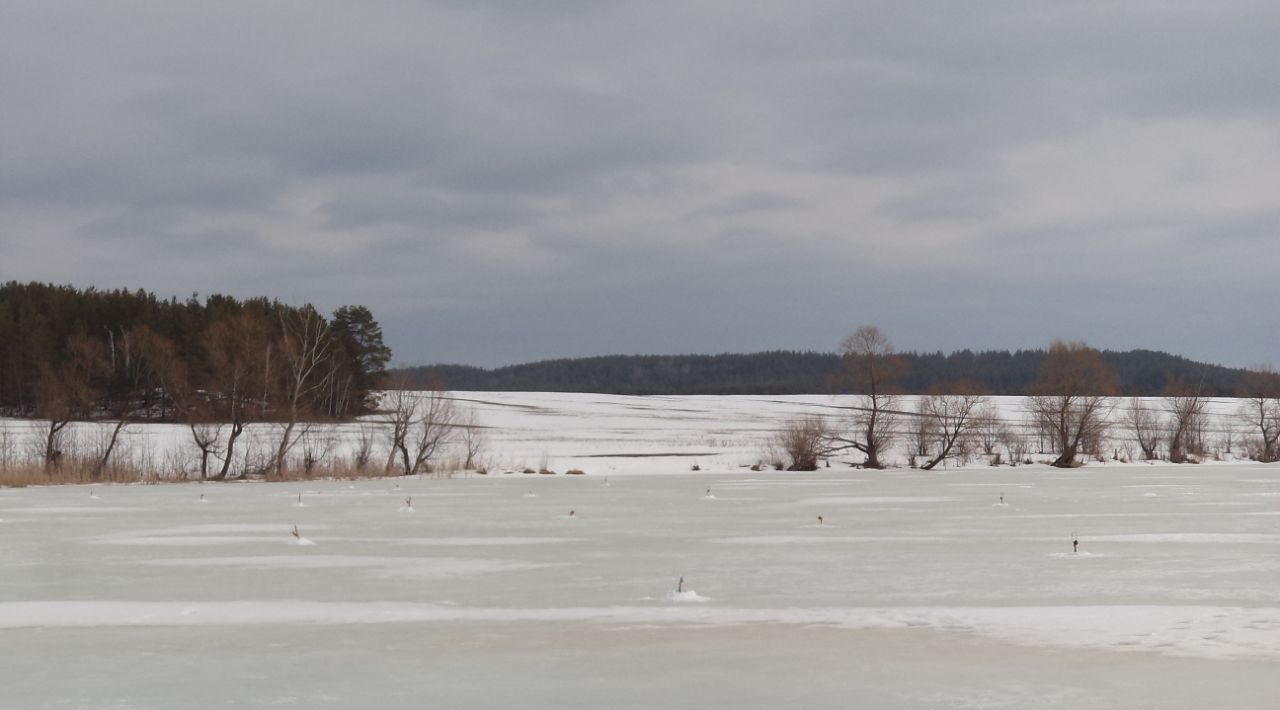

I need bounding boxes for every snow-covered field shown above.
[446,392,1260,474]
[1,391,1260,477]
[1,393,1278,708]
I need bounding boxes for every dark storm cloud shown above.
[2,0,1277,368]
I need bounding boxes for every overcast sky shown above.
[2,1,1277,368]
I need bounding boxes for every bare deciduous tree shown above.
[300,430,336,476]
[91,326,179,479]
[353,422,378,471]
[973,404,1003,456]
[1164,378,1207,464]
[382,375,416,474]
[827,326,906,469]
[383,372,458,476]
[1000,420,1030,466]
[903,398,936,467]
[271,307,336,478]
[1026,340,1116,468]
[34,335,104,471]
[1238,367,1280,463]
[458,408,488,471]
[408,386,458,476]
[919,384,986,471]
[1124,398,1162,461]
[188,422,223,480]
[203,313,272,480]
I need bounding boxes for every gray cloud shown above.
[1,1,1276,369]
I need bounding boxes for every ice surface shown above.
[1,462,1279,708]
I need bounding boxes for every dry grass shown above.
[263,459,403,482]
[0,450,471,488]
[0,458,429,488]
[0,461,163,488]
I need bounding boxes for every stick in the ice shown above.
[677,576,684,593]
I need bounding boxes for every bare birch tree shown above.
[271,307,335,477]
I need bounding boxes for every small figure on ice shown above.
[568,509,575,518]
[1072,535,1079,554]
[817,515,824,526]
[677,576,684,594]
[291,525,315,545]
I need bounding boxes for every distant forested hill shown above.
[395,349,1253,397]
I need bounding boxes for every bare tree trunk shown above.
[91,418,127,480]
[1125,398,1162,460]
[459,408,487,470]
[920,392,984,471]
[215,421,244,481]
[189,422,223,481]
[43,419,69,471]
[1165,384,1207,464]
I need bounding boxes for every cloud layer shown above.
[2,1,1277,367]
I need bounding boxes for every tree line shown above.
[0,282,391,477]
[399,348,1255,397]
[769,328,1280,471]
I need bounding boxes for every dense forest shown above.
[398,349,1256,397]
[0,282,391,421]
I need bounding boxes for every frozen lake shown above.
[2,464,1279,709]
